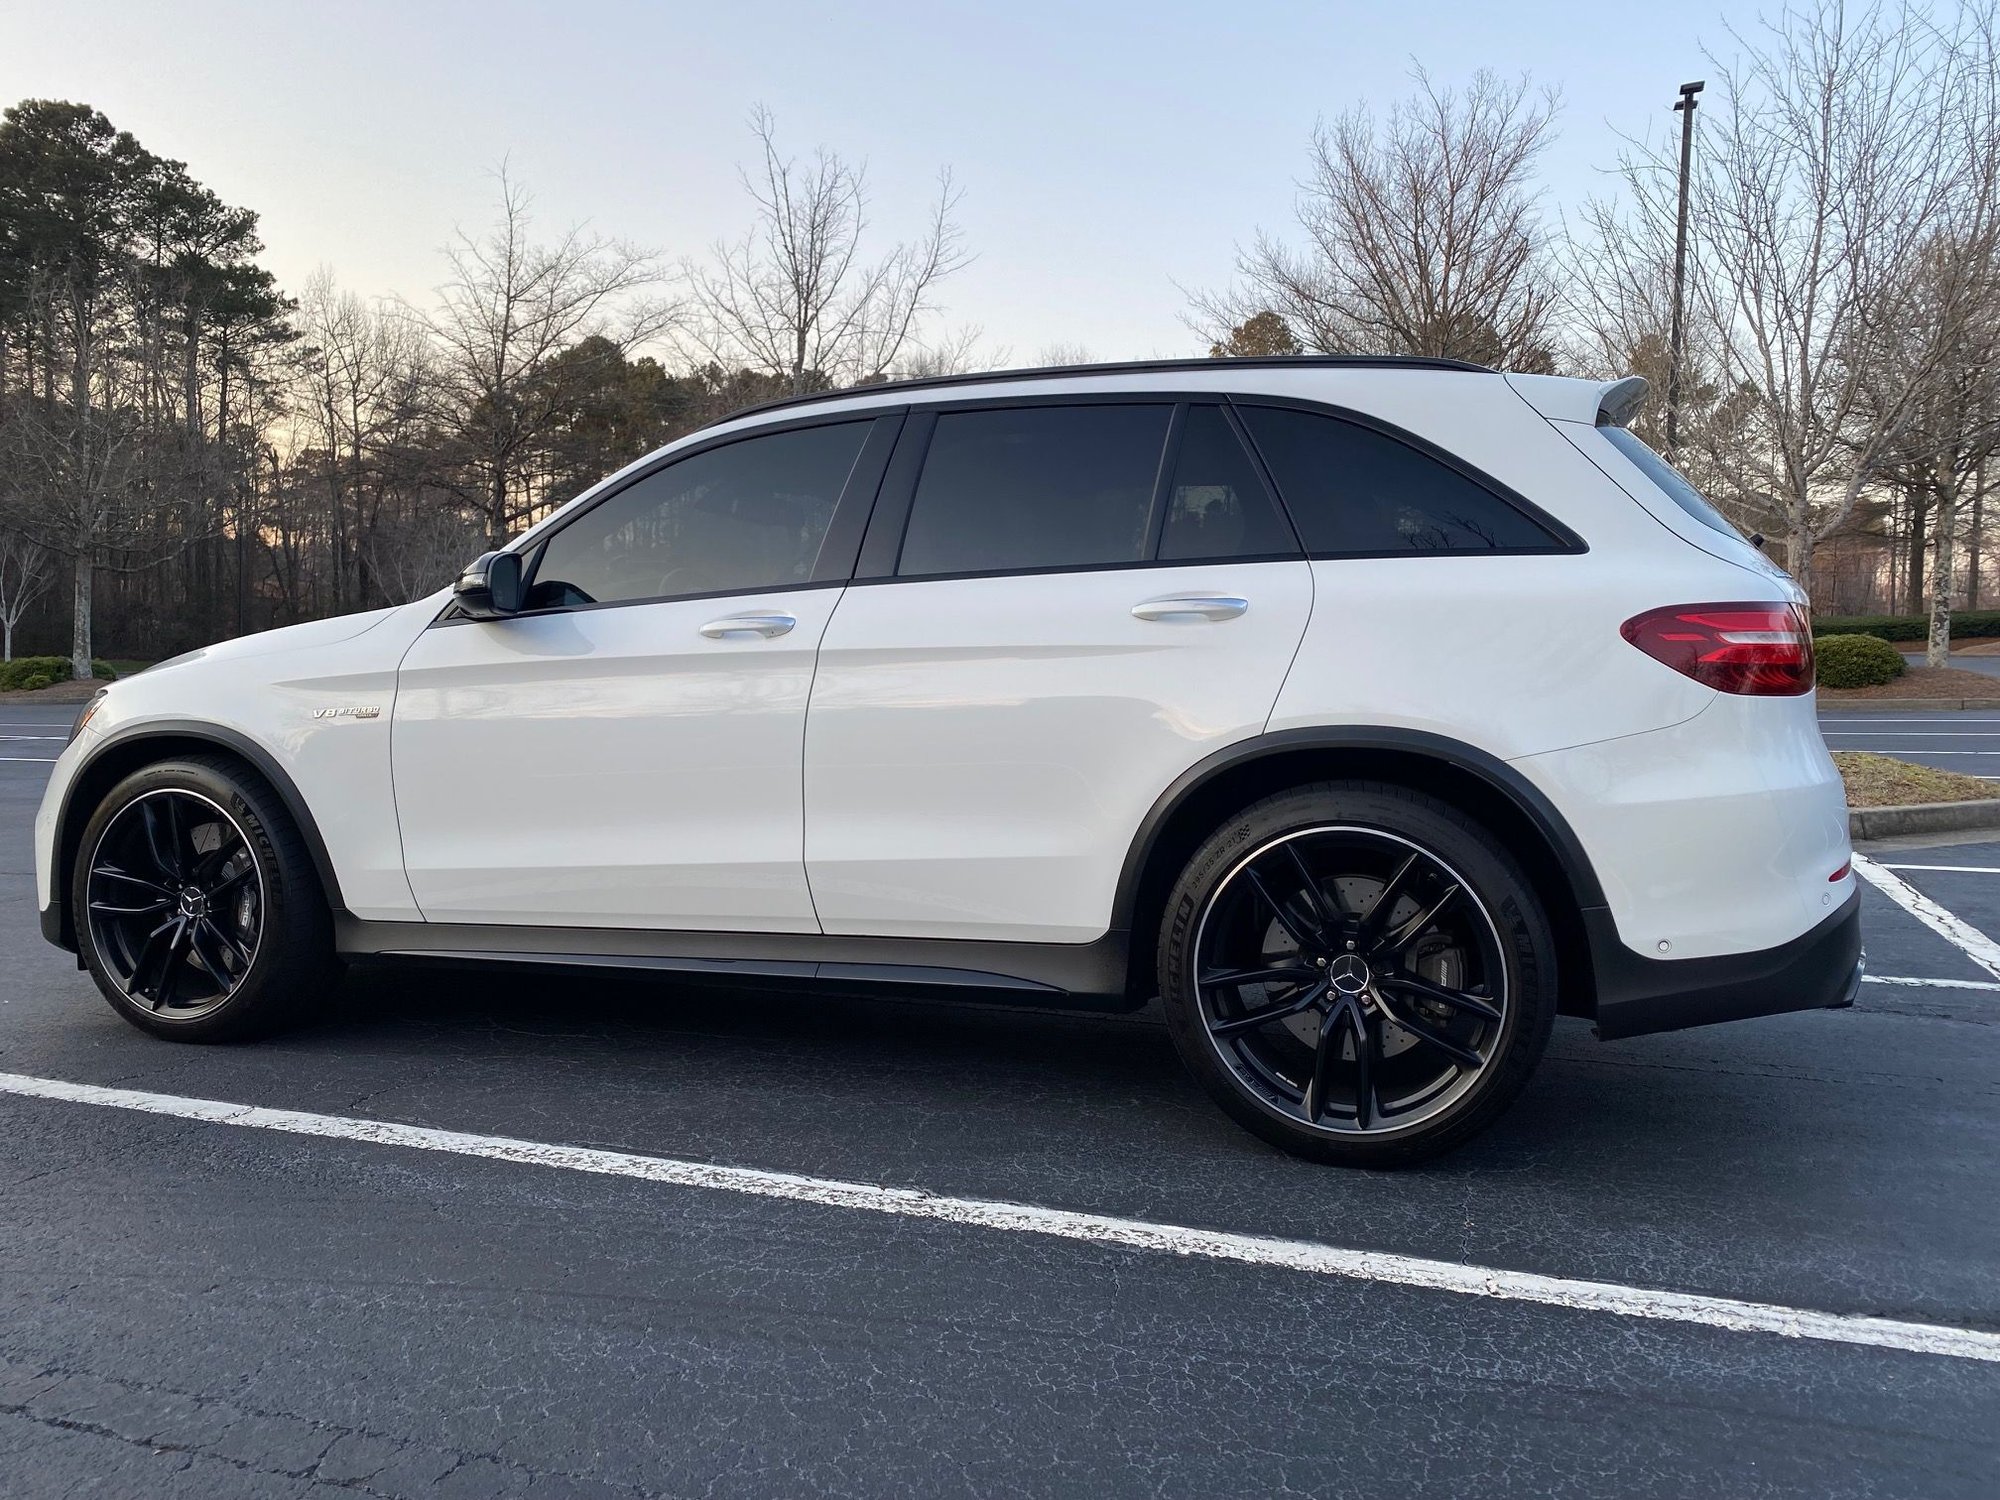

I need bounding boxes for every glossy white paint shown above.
[804,562,1313,941]
[392,589,845,930]
[1511,691,1849,960]
[35,601,436,921]
[1268,551,1717,760]
[1550,416,1800,588]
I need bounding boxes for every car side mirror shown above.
[455,551,524,620]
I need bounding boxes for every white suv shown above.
[34,357,1861,1165]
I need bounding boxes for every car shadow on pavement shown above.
[282,961,1921,1236]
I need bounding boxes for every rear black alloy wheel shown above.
[1193,827,1504,1136]
[74,755,337,1041]
[1159,783,1555,1166]
[85,789,264,1020]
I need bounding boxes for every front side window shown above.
[896,404,1172,577]
[1158,405,1299,561]
[528,421,870,607]
[1238,405,1564,555]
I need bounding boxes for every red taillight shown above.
[1620,602,1815,696]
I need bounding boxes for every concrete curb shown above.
[1820,698,2000,711]
[1850,798,2000,839]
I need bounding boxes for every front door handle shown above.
[699,612,797,639]
[1130,595,1250,623]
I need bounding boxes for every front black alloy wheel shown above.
[74,756,336,1041]
[86,789,264,1019]
[1159,782,1556,1166]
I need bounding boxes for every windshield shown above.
[1597,425,1747,542]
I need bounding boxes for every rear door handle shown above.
[699,612,797,639]
[1130,595,1249,623]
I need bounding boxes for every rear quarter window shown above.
[1596,425,1746,541]
[1236,405,1569,556]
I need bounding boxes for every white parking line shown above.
[1880,864,2000,874]
[1851,854,2000,980]
[1864,974,2000,991]
[0,755,57,763]
[1822,732,2000,737]
[0,735,63,741]
[0,1070,1994,1365]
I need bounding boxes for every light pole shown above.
[1665,79,1704,461]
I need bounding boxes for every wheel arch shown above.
[49,721,343,952]
[1115,728,1609,1017]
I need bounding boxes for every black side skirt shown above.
[335,916,1140,1012]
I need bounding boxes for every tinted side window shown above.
[530,421,870,606]
[896,405,1171,577]
[1238,406,1563,555]
[1159,406,1298,561]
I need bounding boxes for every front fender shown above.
[38,602,437,948]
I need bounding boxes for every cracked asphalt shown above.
[1,702,1997,1498]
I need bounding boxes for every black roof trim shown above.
[702,354,1495,430]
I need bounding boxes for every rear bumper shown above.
[1589,887,1862,1041]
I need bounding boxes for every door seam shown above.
[798,586,847,934]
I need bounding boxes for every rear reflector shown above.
[1829,861,1851,882]
[1620,602,1815,696]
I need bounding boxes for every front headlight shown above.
[69,688,108,744]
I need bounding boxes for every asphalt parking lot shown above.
[1823,702,2000,779]
[1,702,1997,1498]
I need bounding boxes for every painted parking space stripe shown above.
[0,755,57,763]
[0,1070,1995,1365]
[1851,854,2000,980]
[1864,974,2000,992]
[1880,864,2000,875]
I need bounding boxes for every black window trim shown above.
[1177,401,1307,560]
[852,391,1310,589]
[434,386,1586,625]
[430,407,906,628]
[1226,395,1588,560]
[847,389,1582,591]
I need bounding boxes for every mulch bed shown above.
[0,680,109,704]
[1818,665,2000,700]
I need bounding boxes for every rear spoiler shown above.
[1504,373,1650,428]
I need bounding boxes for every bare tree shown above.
[0,351,153,678]
[1034,342,1097,367]
[297,271,437,608]
[1560,194,1768,529]
[0,531,52,659]
[1193,69,1560,368]
[1642,1,1995,590]
[409,168,674,548]
[364,500,484,605]
[879,325,996,381]
[684,107,972,395]
[1870,28,2000,668]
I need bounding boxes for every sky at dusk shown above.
[4,0,1768,361]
